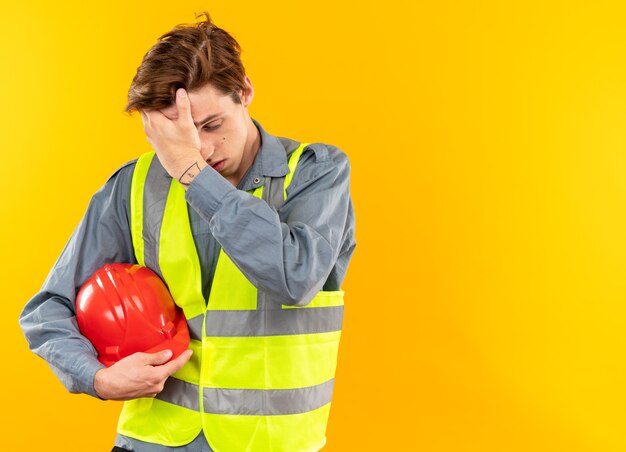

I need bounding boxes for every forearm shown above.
[19,292,106,396]
[185,149,352,305]
[19,162,136,396]
[211,192,338,304]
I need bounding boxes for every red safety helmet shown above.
[76,263,190,367]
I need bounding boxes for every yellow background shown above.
[2,1,626,450]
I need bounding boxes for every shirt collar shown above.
[237,118,290,191]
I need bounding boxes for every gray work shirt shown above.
[18,118,356,449]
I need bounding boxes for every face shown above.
[159,78,255,186]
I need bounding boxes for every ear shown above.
[241,75,254,107]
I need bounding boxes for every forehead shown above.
[160,83,235,121]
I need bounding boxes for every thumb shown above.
[142,349,173,366]
[175,88,192,124]
[159,349,193,377]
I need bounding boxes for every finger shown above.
[175,88,193,124]
[140,110,151,126]
[158,349,193,377]
[140,349,173,366]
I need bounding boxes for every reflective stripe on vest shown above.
[119,143,344,452]
[158,376,335,416]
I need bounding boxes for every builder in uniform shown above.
[19,10,356,452]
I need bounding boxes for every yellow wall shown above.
[3,1,626,450]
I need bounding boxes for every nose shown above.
[200,140,216,161]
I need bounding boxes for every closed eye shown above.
[203,122,222,131]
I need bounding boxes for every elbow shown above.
[275,263,330,307]
[278,285,320,307]
[257,261,327,307]
[279,232,336,306]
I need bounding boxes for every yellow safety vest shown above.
[119,142,345,452]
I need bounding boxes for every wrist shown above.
[93,367,109,400]
[177,158,208,188]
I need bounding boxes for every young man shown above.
[19,11,356,452]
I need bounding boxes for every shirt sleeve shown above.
[18,162,137,397]
[185,144,355,306]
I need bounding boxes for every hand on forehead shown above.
[159,86,228,123]
[159,91,191,121]
[159,104,179,120]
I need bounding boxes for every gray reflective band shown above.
[205,305,343,337]
[187,314,204,341]
[156,377,200,411]
[143,156,170,279]
[203,379,334,416]
[157,378,334,416]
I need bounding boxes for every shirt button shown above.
[253,177,261,184]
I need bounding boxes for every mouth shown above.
[210,160,225,171]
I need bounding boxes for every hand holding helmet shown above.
[76,263,192,400]
[93,348,192,400]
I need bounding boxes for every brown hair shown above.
[124,11,246,114]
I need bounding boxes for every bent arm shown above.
[185,145,356,306]
[18,164,136,396]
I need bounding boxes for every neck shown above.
[227,117,261,187]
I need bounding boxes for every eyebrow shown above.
[193,113,223,127]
